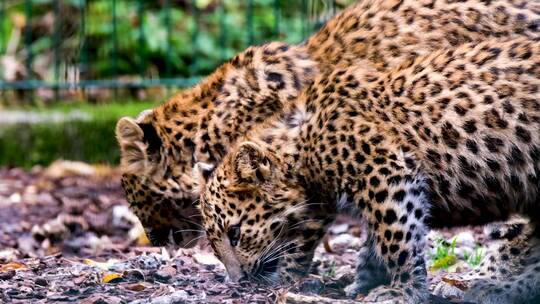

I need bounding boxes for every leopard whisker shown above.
[182,234,207,247]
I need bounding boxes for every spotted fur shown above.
[117,0,540,251]
[200,37,540,302]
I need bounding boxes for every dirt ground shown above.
[0,162,486,303]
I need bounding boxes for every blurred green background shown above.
[0,0,354,168]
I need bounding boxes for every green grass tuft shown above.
[464,247,484,268]
[429,237,458,271]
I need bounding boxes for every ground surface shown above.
[0,162,487,303]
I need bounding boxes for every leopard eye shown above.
[227,224,241,247]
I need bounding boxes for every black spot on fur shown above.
[463,120,477,134]
[375,190,389,203]
[266,72,285,90]
[398,250,409,266]
[392,190,406,203]
[515,126,532,143]
[466,140,479,154]
[383,209,398,225]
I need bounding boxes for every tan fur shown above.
[117,0,540,261]
[201,37,540,302]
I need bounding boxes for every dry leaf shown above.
[137,231,151,246]
[102,273,123,283]
[323,235,333,253]
[125,283,146,291]
[0,262,28,272]
[441,277,469,291]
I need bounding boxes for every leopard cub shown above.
[199,37,540,303]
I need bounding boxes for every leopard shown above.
[116,0,540,251]
[198,37,540,303]
[117,41,317,247]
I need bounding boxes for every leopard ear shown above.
[232,141,271,184]
[116,117,147,174]
[116,115,164,175]
[116,117,144,143]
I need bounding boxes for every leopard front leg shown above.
[360,176,430,303]
[345,230,391,297]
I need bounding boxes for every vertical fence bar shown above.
[273,0,280,39]
[301,0,307,40]
[164,0,172,80]
[80,0,88,97]
[218,0,226,61]
[112,0,118,97]
[189,0,199,76]
[24,0,33,76]
[24,0,34,103]
[137,0,145,81]
[53,0,60,101]
[0,0,4,54]
[246,0,253,46]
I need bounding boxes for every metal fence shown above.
[0,0,348,99]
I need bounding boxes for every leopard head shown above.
[198,141,331,283]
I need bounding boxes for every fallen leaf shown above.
[441,277,469,291]
[349,226,362,237]
[323,235,333,253]
[102,273,123,283]
[125,283,146,291]
[73,274,89,285]
[0,261,28,272]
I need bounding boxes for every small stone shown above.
[0,270,16,280]
[6,288,19,295]
[297,278,325,295]
[63,287,80,296]
[329,233,362,251]
[124,269,145,281]
[35,278,48,286]
[151,290,189,304]
[214,273,226,283]
[9,193,21,204]
[30,292,46,299]
[82,294,122,304]
[193,253,223,267]
[154,266,176,282]
[0,248,19,263]
[329,223,350,235]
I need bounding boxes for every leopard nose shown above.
[147,228,170,246]
[227,270,248,283]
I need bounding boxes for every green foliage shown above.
[429,236,485,271]
[463,247,484,268]
[429,237,458,271]
[2,0,356,84]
